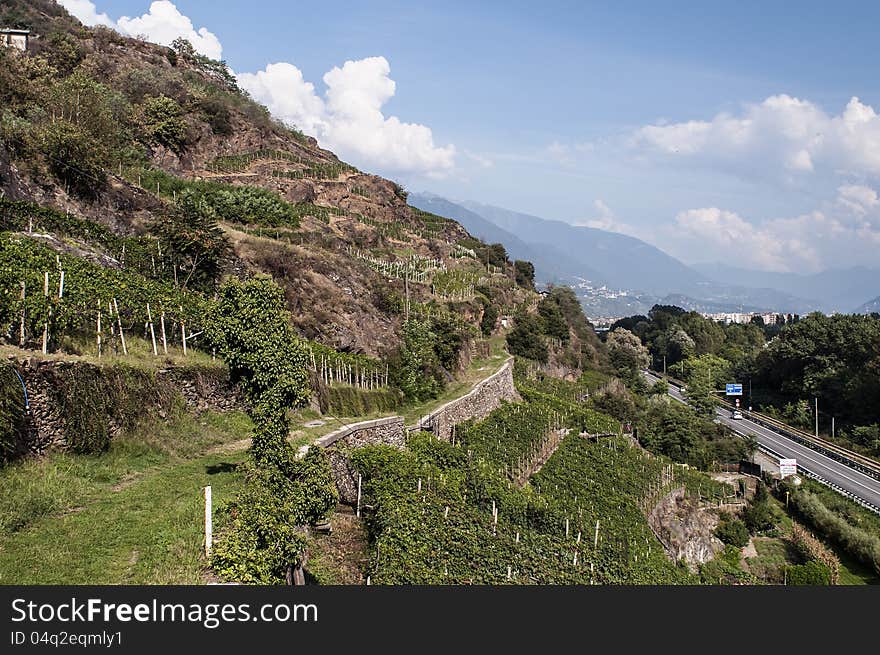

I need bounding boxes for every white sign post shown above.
[204,485,213,557]
[779,459,797,477]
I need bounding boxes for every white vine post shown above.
[19,281,25,347]
[42,271,49,354]
[146,303,158,356]
[180,306,187,356]
[113,298,127,355]
[204,485,213,557]
[160,310,168,354]
[356,474,362,518]
[96,299,102,358]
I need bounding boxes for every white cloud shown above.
[629,94,880,181]
[837,184,879,217]
[116,1,222,60]
[58,1,222,59]
[659,185,880,272]
[58,0,114,27]
[239,57,456,176]
[572,199,641,237]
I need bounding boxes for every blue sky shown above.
[64,1,880,273]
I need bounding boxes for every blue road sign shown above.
[725,383,743,396]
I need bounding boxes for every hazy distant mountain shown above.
[693,263,880,313]
[457,199,706,296]
[413,194,824,317]
[409,193,603,283]
[856,295,880,314]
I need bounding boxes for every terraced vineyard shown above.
[351,374,728,584]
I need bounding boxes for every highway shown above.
[643,371,880,512]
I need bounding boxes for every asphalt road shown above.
[643,371,880,510]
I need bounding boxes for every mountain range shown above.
[410,193,880,317]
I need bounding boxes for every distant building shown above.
[1,28,29,52]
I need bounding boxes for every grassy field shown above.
[0,409,251,584]
[0,335,513,584]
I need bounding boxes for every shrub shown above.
[39,121,107,197]
[480,302,498,336]
[514,260,535,290]
[715,515,750,548]
[506,314,548,363]
[785,560,832,585]
[141,95,187,152]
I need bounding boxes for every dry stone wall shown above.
[5,356,243,457]
[416,358,518,441]
[306,359,520,501]
[312,416,406,503]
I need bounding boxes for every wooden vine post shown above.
[180,306,187,356]
[160,310,168,354]
[113,297,128,355]
[19,280,25,347]
[96,299,102,358]
[146,303,158,356]
[42,271,49,354]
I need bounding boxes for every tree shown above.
[513,260,535,290]
[480,301,498,336]
[606,328,649,385]
[715,515,750,548]
[141,94,187,152]
[40,121,107,197]
[506,313,548,363]
[150,190,230,291]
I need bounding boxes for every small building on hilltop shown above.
[1,28,30,52]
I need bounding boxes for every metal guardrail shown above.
[753,443,880,516]
[646,369,880,482]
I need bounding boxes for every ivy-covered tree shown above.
[207,276,337,584]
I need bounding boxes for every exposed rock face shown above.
[648,487,724,570]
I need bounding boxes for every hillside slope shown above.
[0,0,541,367]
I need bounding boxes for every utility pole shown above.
[832,416,835,439]
[815,397,818,438]
[663,355,666,377]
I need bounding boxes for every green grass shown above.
[0,409,252,584]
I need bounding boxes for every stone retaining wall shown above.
[310,416,406,503]
[415,358,518,440]
[5,356,243,456]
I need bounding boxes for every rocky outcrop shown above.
[647,487,724,570]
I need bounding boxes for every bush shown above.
[40,121,107,197]
[506,314,548,363]
[715,515,750,548]
[480,302,498,336]
[514,260,535,290]
[785,560,832,585]
[141,95,187,152]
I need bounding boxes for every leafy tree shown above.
[506,313,548,363]
[40,121,107,197]
[606,328,649,385]
[513,260,535,290]
[538,297,569,343]
[715,515,750,548]
[389,319,444,401]
[207,276,311,465]
[480,301,499,336]
[149,190,230,291]
[141,94,187,152]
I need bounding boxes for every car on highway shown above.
[731,409,743,420]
